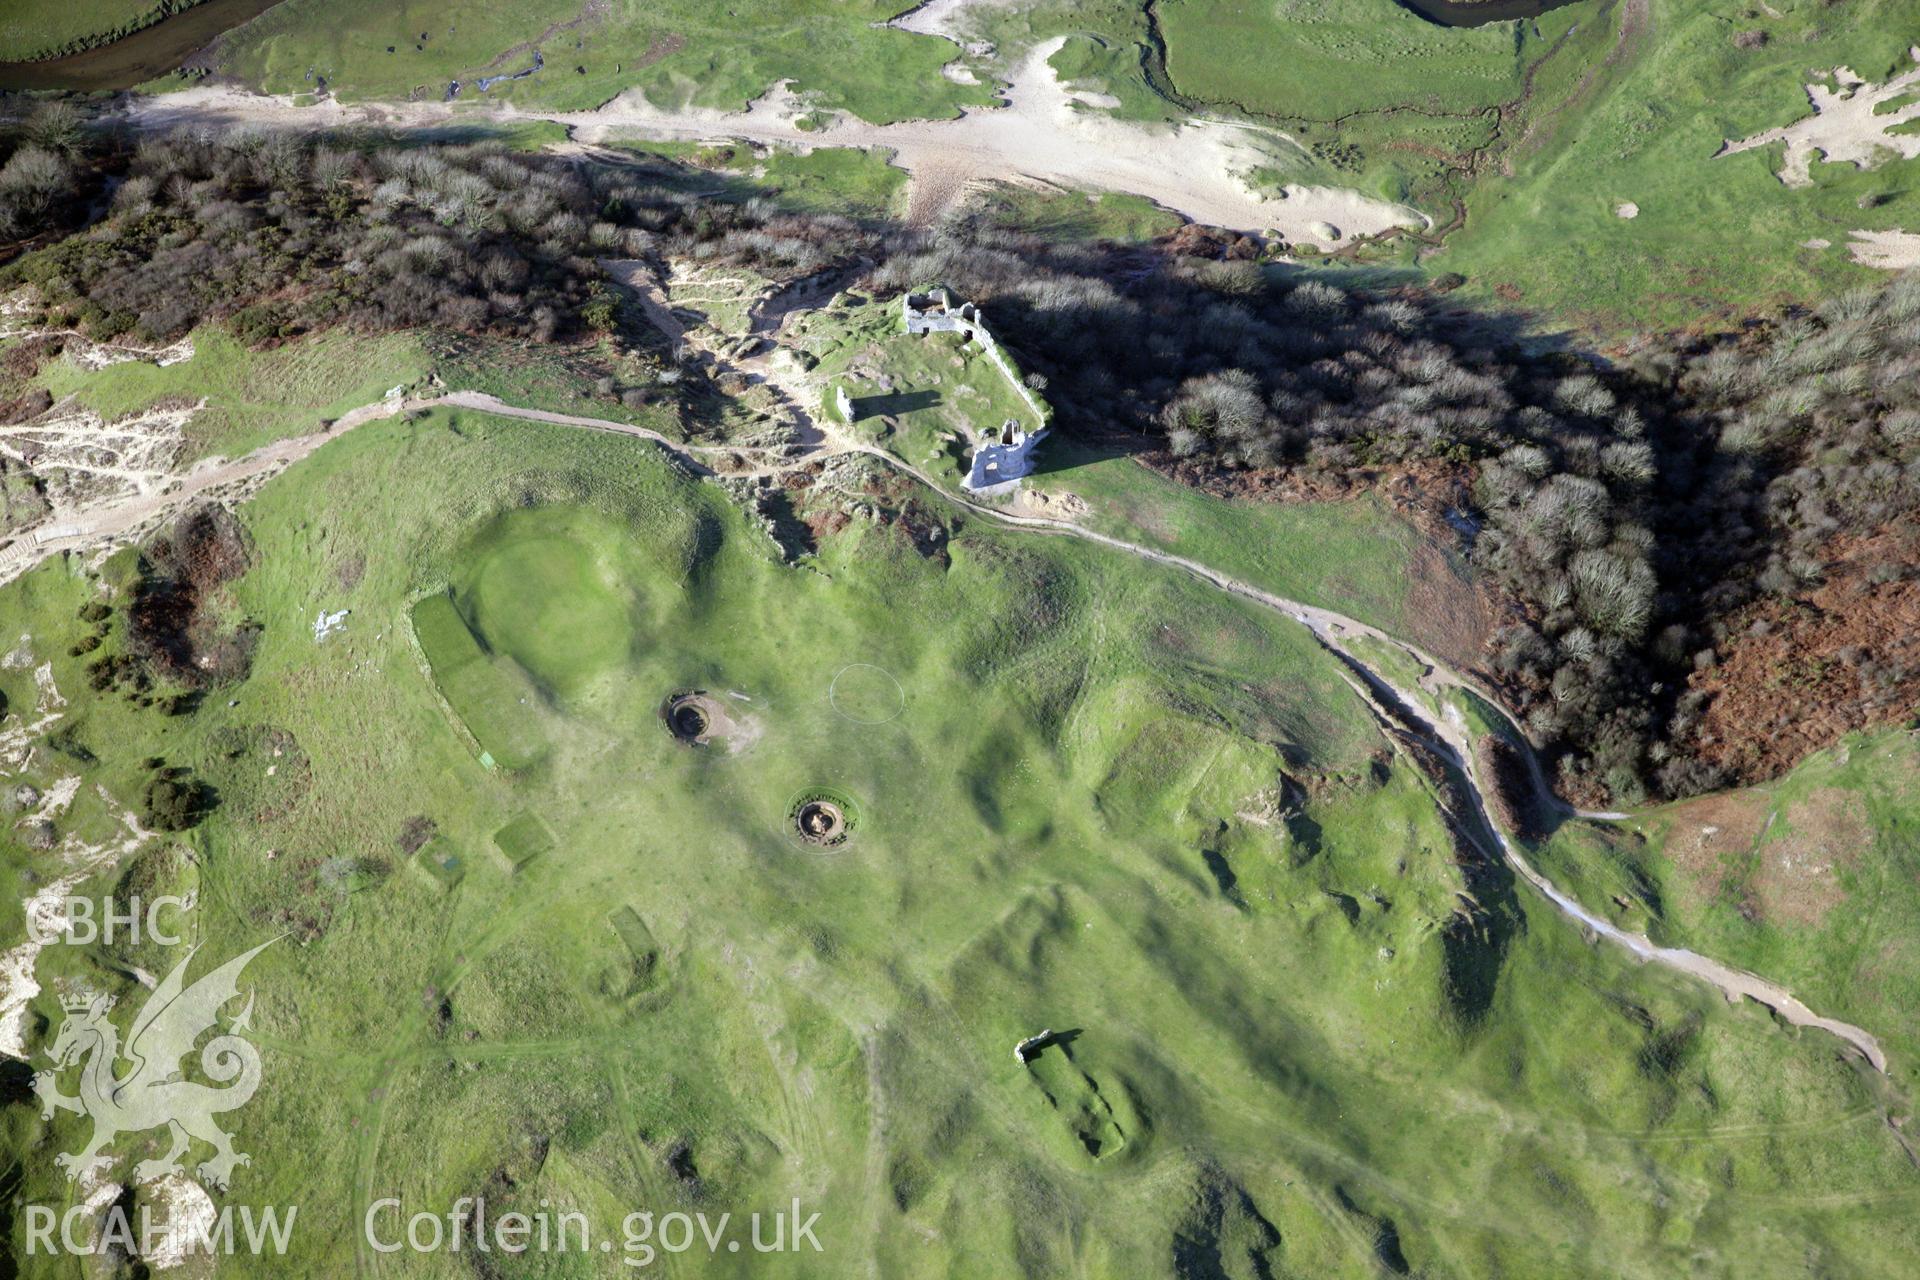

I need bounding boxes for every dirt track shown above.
[116,37,1425,244]
[1,350,1887,1077]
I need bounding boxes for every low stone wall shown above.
[902,288,1048,428]
[969,326,1049,427]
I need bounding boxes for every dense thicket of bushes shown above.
[877,226,1920,802]
[1,126,875,345]
[0,103,91,243]
[1481,282,1920,797]
[6,115,1914,804]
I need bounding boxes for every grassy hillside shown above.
[1535,725,1920,1079]
[33,324,431,460]
[1157,0,1556,118]
[3,409,1917,1274]
[599,139,910,220]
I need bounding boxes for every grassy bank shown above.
[0,0,192,63]
[1532,725,1920,1077]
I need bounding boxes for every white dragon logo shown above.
[32,940,274,1189]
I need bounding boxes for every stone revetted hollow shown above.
[672,702,709,738]
[663,691,729,746]
[794,800,846,845]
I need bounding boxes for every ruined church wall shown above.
[902,290,1050,428]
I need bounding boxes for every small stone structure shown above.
[901,287,1050,496]
[795,799,845,843]
[662,691,735,747]
[1014,1028,1055,1065]
[902,286,983,338]
[965,417,1046,496]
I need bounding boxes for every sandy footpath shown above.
[120,36,1424,246]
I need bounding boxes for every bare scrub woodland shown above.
[4,111,1919,805]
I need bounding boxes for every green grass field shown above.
[34,323,430,460]
[4,405,1918,1274]
[603,138,910,219]
[0,0,178,61]
[208,0,997,122]
[410,834,467,889]
[491,810,555,868]
[7,4,1920,1265]
[1158,0,1560,119]
[1432,0,1920,329]
[454,508,643,701]
[411,591,552,770]
[970,180,1186,242]
[1027,437,1445,640]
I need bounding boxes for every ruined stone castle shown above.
[902,287,1050,497]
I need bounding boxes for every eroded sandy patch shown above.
[1848,227,1920,269]
[0,396,202,517]
[1013,486,1089,520]
[1755,787,1872,925]
[1719,47,1920,187]
[1653,789,1773,905]
[68,333,196,371]
[141,1174,219,1270]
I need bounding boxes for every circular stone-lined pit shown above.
[662,691,733,746]
[795,800,845,844]
[785,788,860,849]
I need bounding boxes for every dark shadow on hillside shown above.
[0,1056,34,1107]
[1172,1167,1282,1280]
[1282,808,1322,867]
[849,389,940,420]
[1199,846,1245,909]
[1334,1186,1412,1275]
[1021,1028,1083,1060]
[1392,0,1587,28]
[1023,430,1154,481]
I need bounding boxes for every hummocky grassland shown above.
[1535,725,1920,1082]
[3,406,1918,1275]
[1432,0,1920,329]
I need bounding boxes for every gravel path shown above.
[2,354,1887,1075]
